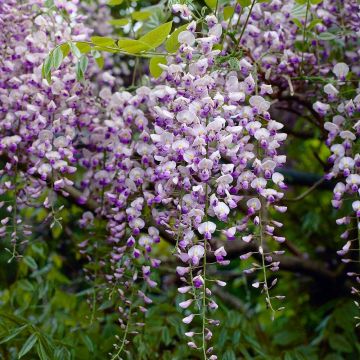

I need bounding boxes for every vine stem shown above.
[236,0,256,49]
[172,191,184,254]
[201,181,208,360]
[201,118,210,359]
[111,290,135,360]
[8,141,19,263]
[259,198,276,320]
[357,217,360,264]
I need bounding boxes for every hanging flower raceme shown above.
[320,63,360,320]
[0,0,157,352]
[126,12,289,354]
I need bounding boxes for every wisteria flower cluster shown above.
[1,0,360,357]
[319,63,360,318]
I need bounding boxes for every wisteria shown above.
[0,0,360,358]
[320,63,360,324]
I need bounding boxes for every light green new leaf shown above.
[118,39,151,53]
[90,36,116,47]
[292,18,303,28]
[132,11,151,21]
[76,42,92,54]
[164,23,188,53]
[59,43,70,58]
[108,18,129,26]
[52,46,63,69]
[108,0,124,5]
[149,56,167,78]
[92,50,105,69]
[95,56,105,69]
[19,333,38,358]
[93,46,118,53]
[237,0,252,7]
[224,6,235,20]
[139,21,173,49]
[310,0,323,4]
[205,0,217,9]
[308,19,322,30]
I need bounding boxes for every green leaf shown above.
[79,56,89,74]
[75,61,84,82]
[224,6,234,20]
[307,19,322,30]
[161,327,171,346]
[19,333,38,358]
[217,328,228,348]
[0,311,28,325]
[69,42,81,58]
[24,256,38,270]
[317,32,337,40]
[51,223,62,239]
[0,324,28,344]
[139,21,173,49]
[273,330,305,346]
[232,330,241,344]
[93,46,119,53]
[310,0,323,4]
[54,347,71,360]
[41,55,52,82]
[149,56,166,78]
[165,23,188,53]
[95,56,105,69]
[52,46,63,69]
[291,4,307,18]
[18,279,35,292]
[36,342,49,360]
[76,43,92,54]
[237,0,252,7]
[90,36,116,47]
[292,18,303,28]
[328,334,352,353]
[205,0,217,9]
[44,0,54,7]
[118,39,151,53]
[131,11,151,21]
[108,0,124,5]
[59,43,70,58]
[223,350,236,360]
[81,334,94,352]
[108,18,129,26]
